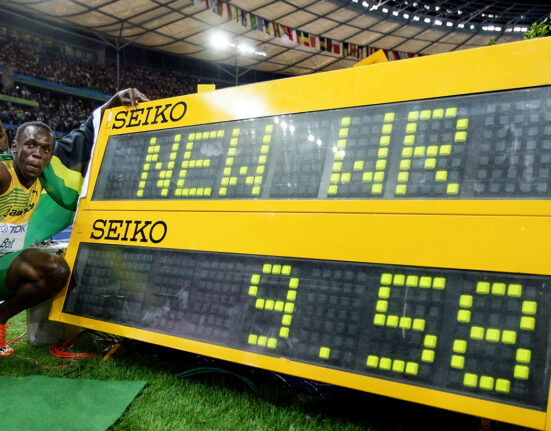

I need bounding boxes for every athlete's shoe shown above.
[0,323,13,356]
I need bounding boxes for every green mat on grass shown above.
[0,376,146,431]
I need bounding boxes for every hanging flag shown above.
[291,29,297,43]
[204,2,421,60]
[310,35,317,48]
[266,20,273,35]
[225,2,230,19]
[282,25,293,42]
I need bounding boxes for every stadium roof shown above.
[4,0,549,75]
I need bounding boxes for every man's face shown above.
[13,125,55,187]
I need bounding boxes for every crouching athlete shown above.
[0,88,148,356]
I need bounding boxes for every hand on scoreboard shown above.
[102,88,149,114]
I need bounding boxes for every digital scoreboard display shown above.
[65,243,550,410]
[94,87,551,201]
[51,38,551,430]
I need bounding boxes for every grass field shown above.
[1,312,528,431]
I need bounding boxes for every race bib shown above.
[0,222,28,254]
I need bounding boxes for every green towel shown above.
[0,376,146,431]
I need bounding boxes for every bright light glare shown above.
[211,32,230,49]
[308,135,315,142]
[238,43,255,54]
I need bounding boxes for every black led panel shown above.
[93,87,551,201]
[64,243,551,409]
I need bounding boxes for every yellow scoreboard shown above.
[51,37,551,429]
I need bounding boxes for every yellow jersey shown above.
[0,160,42,253]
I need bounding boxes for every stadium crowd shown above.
[1,85,96,138]
[0,37,198,99]
[0,35,200,141]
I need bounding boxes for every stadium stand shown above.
[0,33,200,139]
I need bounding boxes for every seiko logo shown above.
[111,102,187,129]
[91,219,167,244]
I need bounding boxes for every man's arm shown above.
[0,162,11,196]
[39,88,148,210]
[0,121,11,195]
[0,122,8,153]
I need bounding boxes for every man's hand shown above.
[101,88,149,115]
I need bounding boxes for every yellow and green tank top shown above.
[0,159,43,254]
[0,159,42,224]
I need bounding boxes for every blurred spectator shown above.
[0,33,214,136]
[0,36,198,100]
[0,84,95,134]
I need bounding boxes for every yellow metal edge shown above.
[546,377,551,431]
[62,210,551,276]
[78,199,551,217]
[353,49,388,67]
[49,311,547,430]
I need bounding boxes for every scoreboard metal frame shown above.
[50,37,551,429]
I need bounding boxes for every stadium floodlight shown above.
[238,43,255,54]
[211,32,230,49]
[209,32,267,85]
